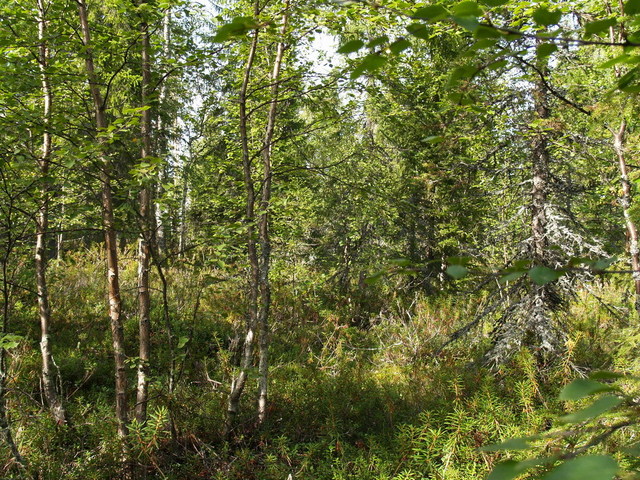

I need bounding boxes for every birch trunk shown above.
[77,0,128,439]
[36,0,67,426]
[135,0,152,425]
[257,1,289,424]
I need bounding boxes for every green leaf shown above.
[542,455,618,480]
[533,7,562,26]
[589,371,626,380]
[591,256,616,270]
[338,39,364,54]
[423,135,445,143]
[626,0,640,16]
[481,0,509,5]
[446,265,468,279]
[406,23,430,40]
[528,266,562,285]
[453,1,483,17]
[452,15,480,32]
[177,336,189,349]
[537,43,558,59]
[0,334,22,350]
[474,25,503,39]
[389,258,412,267]
[364,270,384,285]
[413,5,449,22]
[487,458,545,480]
[599,54,632,69]
[367,35,389,48]
[480,437,535,451]
[559,378,617,401]
[499,271,525,283]
[560,394,622,423]
[389,38,411,54]
[213,16,260,42]
[585,18,617,36]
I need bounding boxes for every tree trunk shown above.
[226,19,260,435]
[529,43,557,354]
[36,0,66,426]
[135,0,152,425]
[608,16,640,314]
[613,121,640,312]
[77,0,128,439]
[257,1,289,424]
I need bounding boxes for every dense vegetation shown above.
[2,0,640,478]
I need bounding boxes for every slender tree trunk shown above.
[135,0,152,425]
[529,42,557,354]
[155,9,171,254]
[0,259,26,470]
[226,17,260,435]
[613,121,640,312]
[36,0,66,426]
[608,14,640,313]
[257,1,289,424]
[76,0,128,439]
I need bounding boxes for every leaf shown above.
[389,258,412,267]
[626,0,640,15]
[481,0,509,5]
[365,271,384,285]
[177,336,189,349]
[499,271,525,283]
[533,7,562,27]
[423,135,445,143]
[560,394,622,423]
[0,334,22,350]
[487,458,545,480]
[599,54,632,69]
[413,5,449,22]
[537,43,558,59]
[446,265,468,279]
[542,455,618,480]
[559,378,617,401]
[528,266,562,285]
[452,15,480,32]
[406,23,430,40]
[338,39,364,54]
[389,38,411,54]
[367,35,389,48]
[480,437,536,451]
[591,256,616,270]
[585,18,617,36]
[350,53,386,79]
[474,25,503,39]
[452,1,483,17]
[213,16,260,42]
[589,371,626,380]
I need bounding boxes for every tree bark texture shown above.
[135,0,152,425]
[77,0,128,439]
[226,21,260,434]
[36,0,67,426]
[257,1,289,424]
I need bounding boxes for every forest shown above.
[1,0,640,478]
